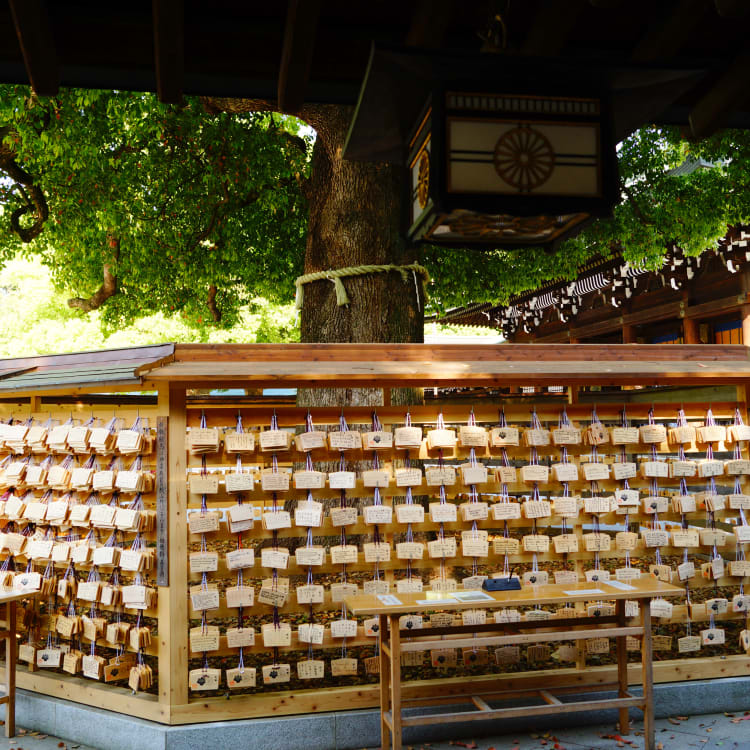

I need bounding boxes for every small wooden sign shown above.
[262,664,291,685]
[226,668,257,688]
[189,668,221,691]
[394,426,423,448]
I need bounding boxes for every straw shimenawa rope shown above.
[294,263,430,310]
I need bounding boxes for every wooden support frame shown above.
[157,384,188,715]
[0,343,749,728]
[349,582,677,750]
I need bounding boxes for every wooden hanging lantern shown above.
[406,88,618,248]
[344,48,639,250]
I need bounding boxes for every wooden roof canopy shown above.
[1,343,750,394]
[2,0,750,139]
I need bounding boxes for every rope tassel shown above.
[294,263,430,311]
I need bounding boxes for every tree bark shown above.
[202,99,424,408]
[67,236,119,312]
[297,105,423,408]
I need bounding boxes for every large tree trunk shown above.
[300,106,422,347]
[296,104,423,408]
[202,99,424,408]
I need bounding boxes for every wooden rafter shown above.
[714,0,750,17]
[8,0,59,96]
[406,0,453,48]
[689,49,750,138]
[277,0,321,115]
[152,0,184,105]
[630,0,707,62]
[520,0,588,56]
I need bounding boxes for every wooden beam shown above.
[171,342,749,363]
[714,0,750,17]
[8,0,59,96]
[165,654,750,723]
[277,0,321,115]
[406,0,454,48]
[152,0,184,105]
[684,292,746,320]
[521,0,588,56]
[532,330,570,343]
[624,300,683,326]
[689,49,750,138]
[630,0,706,62]
[570,316,624,341]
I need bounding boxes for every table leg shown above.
[6,601,15,738]
[389,614,402,750]
[378,614,390,750]
[615,599,629,735]
[640,598,654,750]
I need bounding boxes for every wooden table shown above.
[0,591,32,738]
[347,578,683,750]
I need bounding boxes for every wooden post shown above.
[5,601,15,738]
[621,323,635,344]
[616,598,629,735]
[389,613,402,750]
[378,614,390,750]
[683,316,699,344]
[742,303,750,346]
[156,383,189,719]
[640,598,655,750]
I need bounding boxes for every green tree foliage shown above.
[0,83,747,326]
[0,87,310,330]
[0,258,299,357]
[423,126,750,312]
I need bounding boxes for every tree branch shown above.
[620,179,655,226]
[0,134,49,242]
[207,284,221,322]
[67,236,119,312]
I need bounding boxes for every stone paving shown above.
[1,708,750,749]
[368,711,750,750]
[0,723,96,750]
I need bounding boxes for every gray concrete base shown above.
[3,676,750,750]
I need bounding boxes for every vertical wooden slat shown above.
[640,598,654,750]
[152,0,184,104]
[389,613,403,750]
[378,613,391,750]
[5,601,16,738]
[683,316,699,345]
[156,384,188,717]
[741,303,750,347]
[616,598,630,735]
